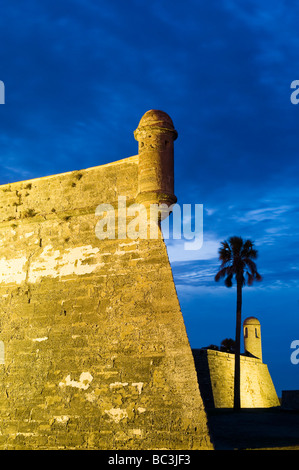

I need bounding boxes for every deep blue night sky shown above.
[0,1,298,396]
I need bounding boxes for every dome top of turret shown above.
[243,316,260,325]
[134,110,178,140]
[138,109,174,128]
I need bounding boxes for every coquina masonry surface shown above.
[0,111,213,449]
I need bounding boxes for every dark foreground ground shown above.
[206,407,299,450]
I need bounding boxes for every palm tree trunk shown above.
[234,278,242,410]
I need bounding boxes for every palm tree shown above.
[215,236,262,410]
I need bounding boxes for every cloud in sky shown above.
[233,205,293,224]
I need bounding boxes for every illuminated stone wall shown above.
[0,111,213,450]
[193,349,280,409]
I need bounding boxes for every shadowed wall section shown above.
[0,111,213,450]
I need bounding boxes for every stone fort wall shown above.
[193,349,280,409]
[0,111,213,450]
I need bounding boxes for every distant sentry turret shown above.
[243,317,262,361]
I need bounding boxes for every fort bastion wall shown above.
[0,111,213,450]
[193,349,280,409]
